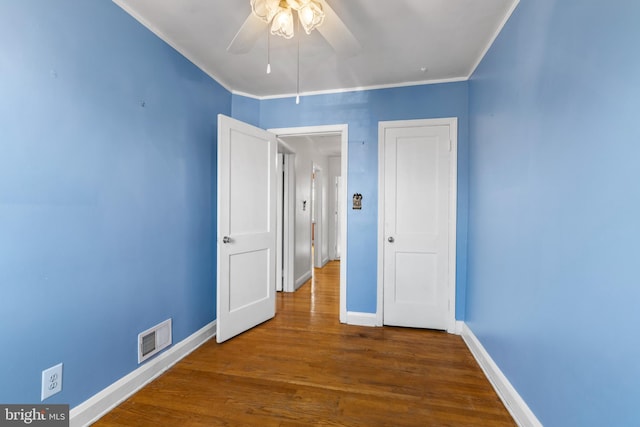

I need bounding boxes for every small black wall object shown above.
[353,193,362,210]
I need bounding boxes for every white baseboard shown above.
[295,270,312,290]
[346,311,378,327]
[461,323,542,427]
[452,320,464,335]
[70,320,216,427]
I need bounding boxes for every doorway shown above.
[270,125,348,323]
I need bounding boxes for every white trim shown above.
[454,320,464,335]
[235,77,468,101]
[275,141,297,293]
[269,125,345,137]
[339,128,348,324]
[295,270,313,290]
[377,118,458,332]
[283,153,296,293]
[346,312,378,327]
[466,0,521,79]
[231,90,263,101]
[284,155,296,292]
[276,153,284,292]
[461,323,542,427]
[70,321,216,427]
[112,1,234,94]
[447,120,458,334]
[268,124,348,324]
[312,164,324,270]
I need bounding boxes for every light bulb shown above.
[271,7,294,39]
[299,7,314,26]
[298,0,324,34]
[251,0,280,22]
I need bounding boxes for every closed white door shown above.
[217,115,277,343]
[381,120,455,330]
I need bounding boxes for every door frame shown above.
[269,124,348,323]
[312,164,324,268]
[277,152,284,292]
[276,140,296,293]
[333,175,342,260]
[376,118,458,333]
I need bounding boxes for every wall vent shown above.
[137,318,172,364]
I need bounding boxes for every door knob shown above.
[223,236,231,244]
[388,236,395,243]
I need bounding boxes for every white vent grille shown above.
[138,318,172,364]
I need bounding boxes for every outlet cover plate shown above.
[41,363,63,401]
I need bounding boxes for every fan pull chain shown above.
[296,18,300,104]
[266,27,272,74]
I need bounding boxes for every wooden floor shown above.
[95,261,515,426]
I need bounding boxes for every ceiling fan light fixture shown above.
[298,0,324,34]
[285,0,310,11]
[270,5,295,39]
[251,0,323,39]
[250,0,280,23]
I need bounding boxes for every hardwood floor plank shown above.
[94,261,515,426]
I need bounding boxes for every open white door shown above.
[217,114,277,343]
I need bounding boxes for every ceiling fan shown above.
[227,0,361,57]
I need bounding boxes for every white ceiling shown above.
[113,0,518,98]
[279,133,342,157]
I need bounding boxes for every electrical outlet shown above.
[41,363,63,401]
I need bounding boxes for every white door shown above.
[380,119,456,330]
[217,114,277,343]
[276,153,284,292]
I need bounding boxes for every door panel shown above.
[396,136,439,235]
[229,249,270,311]
[229,130,270,235]
[394,252,437,303]
[217,115,277,343]
[383,123,451,330]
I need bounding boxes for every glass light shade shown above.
[285,0,310,10]
[251,0,280,22]
[270,6,295,39]
[298,0,324,34]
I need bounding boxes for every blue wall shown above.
[258,84,469,316]
[231,93,260,127]
[467,1,640,425]
[0,1,229,407]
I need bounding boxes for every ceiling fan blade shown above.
[317,1,361,57]
[227,13,266,54]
